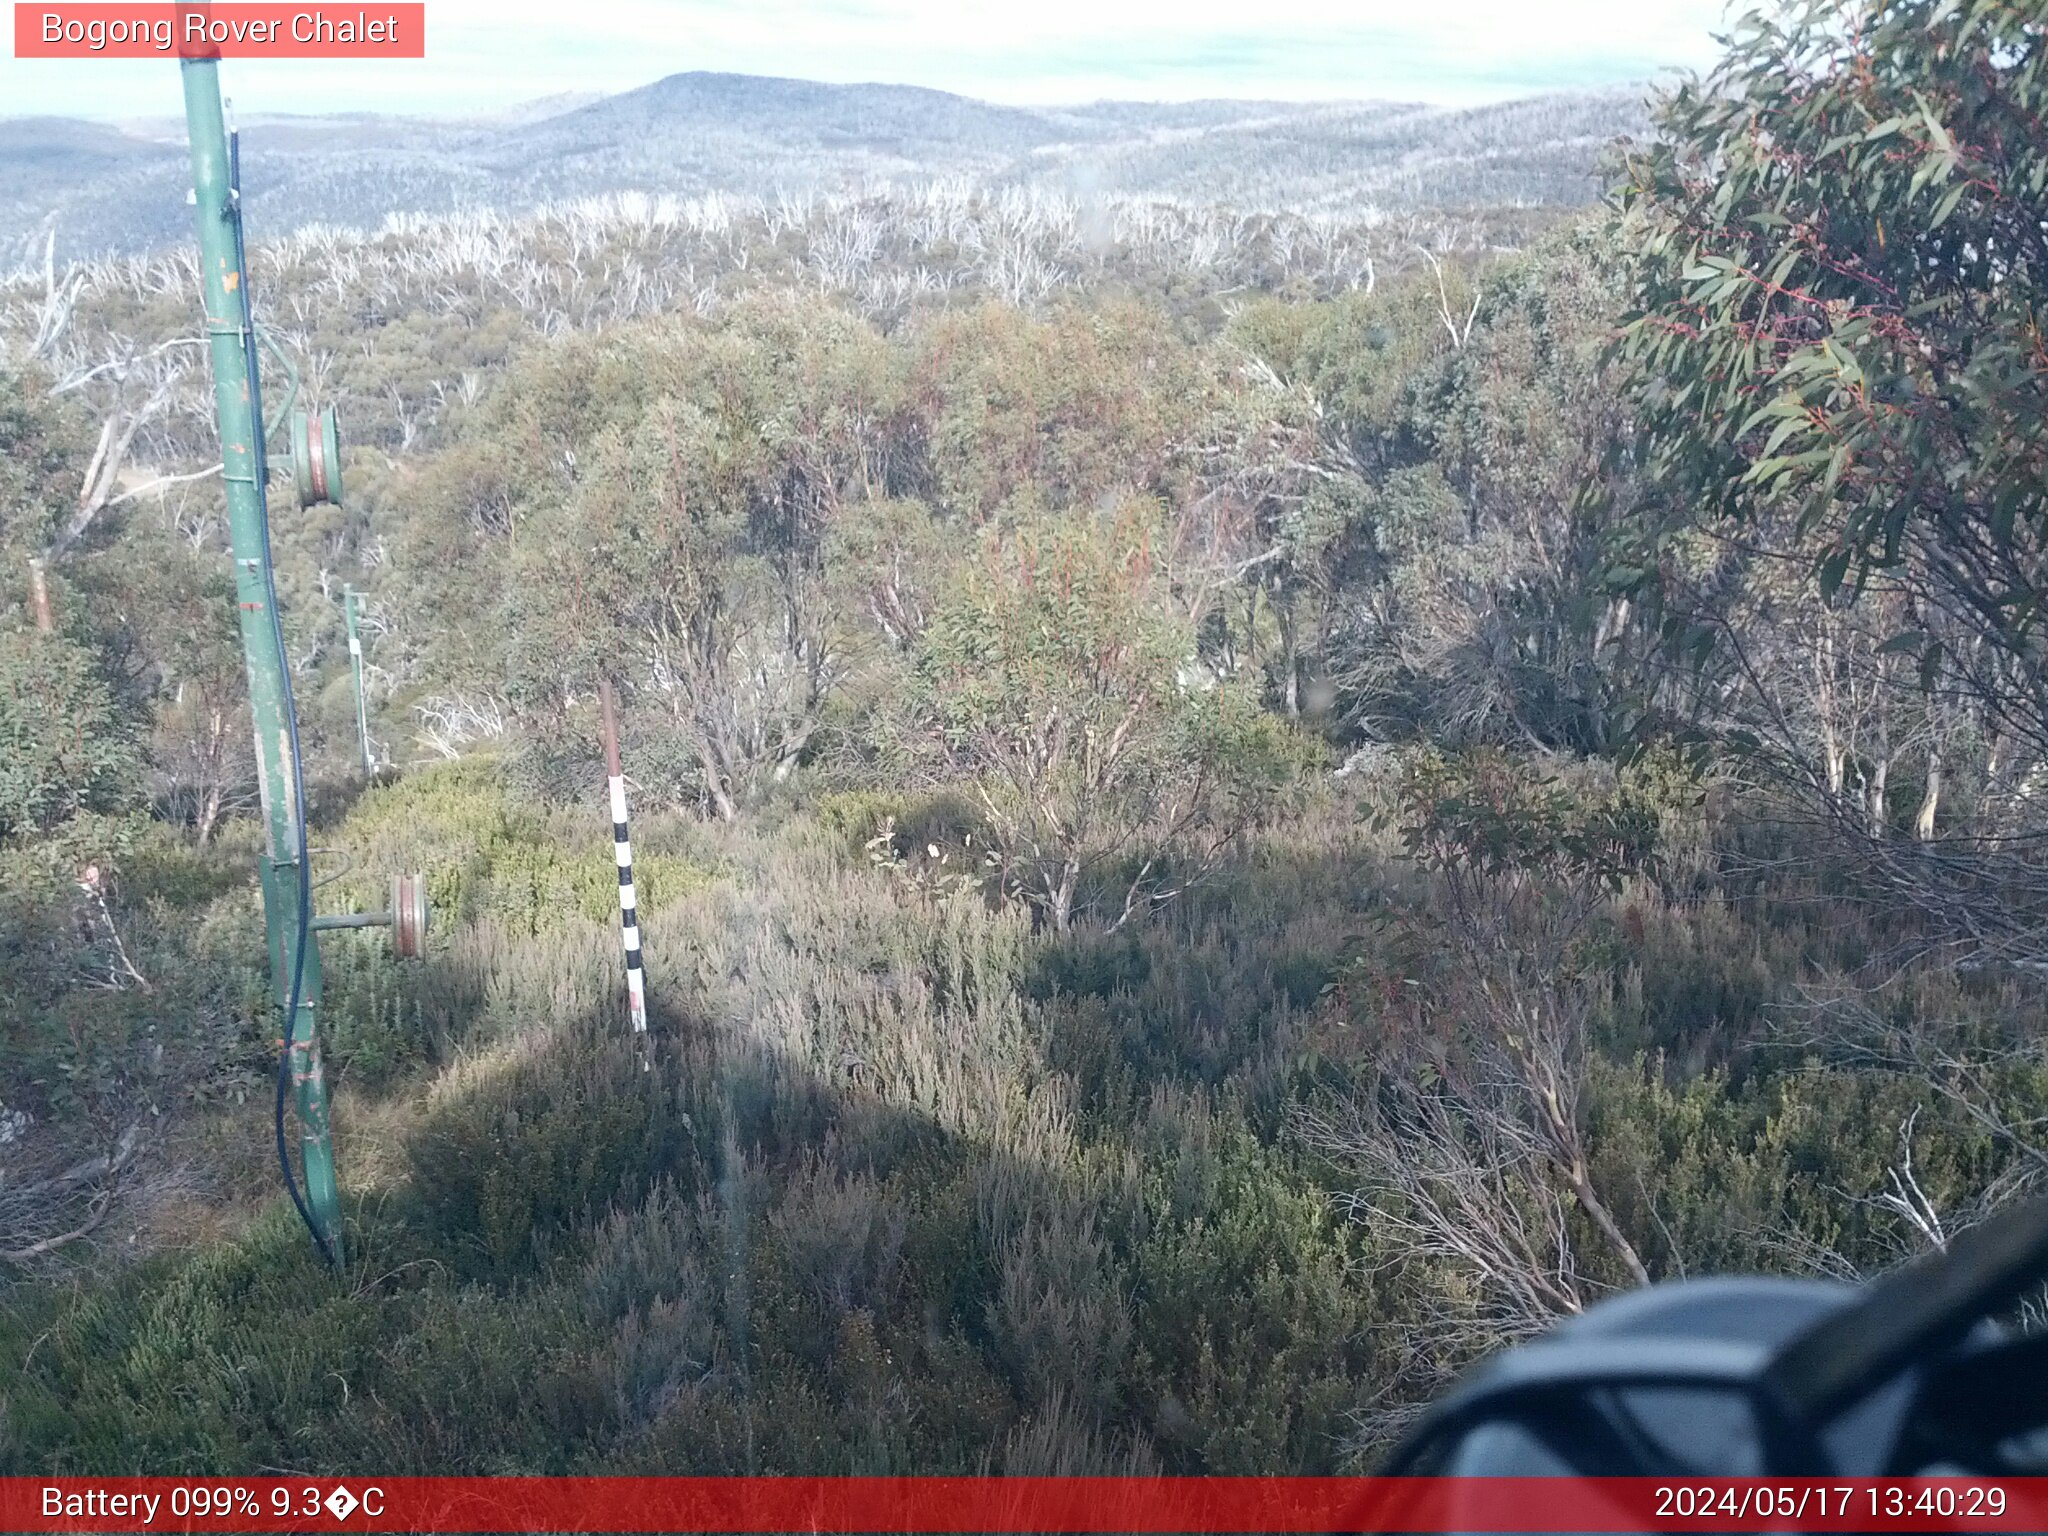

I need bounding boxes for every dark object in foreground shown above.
[1385,1200,2048,1479]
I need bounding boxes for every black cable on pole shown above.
[229,126,331,1266]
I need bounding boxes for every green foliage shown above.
[1228,231,1663,754]
[911,503,1304,927]
[0,627,140,841]
[1229,278,1450,452]
[917,503,1186,749]
[0,777,1391,1474]
[1390,747,1661,893]
[0,366,84,573]
[10,118,2048,1485]
[7,734,2045,1475]
[914,301,1212,520]
[71,527,254,839]
[0,813,264,1136]
[1125,1092,1377,1472]
[404,1032,697,1282]
[333,759,711,937]
[1616,0,2048,635]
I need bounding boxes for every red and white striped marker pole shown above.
[599,681,648,1036]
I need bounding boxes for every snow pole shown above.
[599,680,649,1035]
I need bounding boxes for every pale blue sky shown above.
[2,0,1733,121]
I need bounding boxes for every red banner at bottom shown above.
[5,1476,2047,1533]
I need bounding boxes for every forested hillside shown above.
[1,74,1645,263]
[5,0,2048,1476]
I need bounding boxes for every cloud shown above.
[0,0,1731,119]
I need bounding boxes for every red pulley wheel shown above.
[390,872,429,958]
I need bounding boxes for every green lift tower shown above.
[180,54,426,1266]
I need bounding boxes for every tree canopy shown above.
[1616,0,2048,643]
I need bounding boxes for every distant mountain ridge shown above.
[1,71,1652,264]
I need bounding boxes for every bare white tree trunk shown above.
[1916,743,1943,842]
